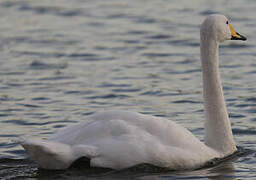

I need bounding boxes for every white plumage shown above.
[20,14,246,170]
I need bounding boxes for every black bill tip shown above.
[231,32,247,41]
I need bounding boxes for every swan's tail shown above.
[19,137,74,169]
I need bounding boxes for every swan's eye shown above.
[226,21,229,25]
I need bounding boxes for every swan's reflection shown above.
[130,161,236,180]
[207,161,235,180]
[34,161,236,180]
[35,156,240,180]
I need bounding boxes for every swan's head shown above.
[200,14,246,43]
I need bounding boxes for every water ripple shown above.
[19,4,83,17]
[172,100,201,104]
[30,60,68,70]
[142,52,186,57]
[2,119,74,126]
[233,128,256,135]
[146,34,172,40]
[87,94,130,100]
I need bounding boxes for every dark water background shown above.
[1,0,256,179]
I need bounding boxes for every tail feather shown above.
[19,137,74,169]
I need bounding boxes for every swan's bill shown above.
[229,24,247,41]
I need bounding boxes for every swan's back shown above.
[51,111,202,150]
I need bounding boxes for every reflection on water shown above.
[0,0,256,179]
[0,149,250,179]
[208,163,236,180]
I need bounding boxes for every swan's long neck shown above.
[200,37,236,155]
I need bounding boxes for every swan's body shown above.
[20,14,246,170]
[22,111,219,169]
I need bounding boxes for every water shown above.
[0,0,256,179]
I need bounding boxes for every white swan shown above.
[20,14,246,170]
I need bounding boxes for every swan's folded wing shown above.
[19,137,85,169]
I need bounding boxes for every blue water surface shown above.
[0,0,256,179]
